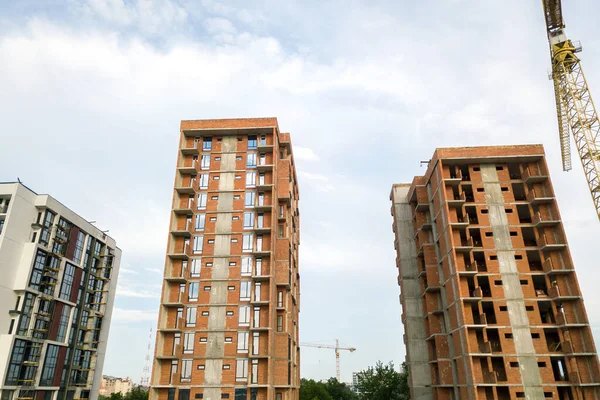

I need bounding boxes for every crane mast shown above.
[543,0,600,220]
[300,339,356,382]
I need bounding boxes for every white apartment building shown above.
[0,183,121,400]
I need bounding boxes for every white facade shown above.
[99,376,134,397]
[0,183,121,400]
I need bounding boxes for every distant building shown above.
[99,376,134,397]
[351,372,363,393]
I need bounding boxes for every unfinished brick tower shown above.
[150,118,301,400]
[390,145,600,399]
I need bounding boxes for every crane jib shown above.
[543,0,564,33]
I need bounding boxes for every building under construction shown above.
[150,118,301,400]
[0,182,121,400]
[391,145,600,399]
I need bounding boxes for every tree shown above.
[300,378,333,400]
[124,387,149,400]
[356,361,410,400]
[324,378,358,400]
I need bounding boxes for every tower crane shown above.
[542,0,600,220]
[300,339,356,382]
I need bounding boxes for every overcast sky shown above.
[2,0,600,384]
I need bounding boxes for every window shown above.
[186,307,197,327]
[201,155,210,170]
[200,337,208,342]
[257,214,264,228]
[223,365,231,370]
[199,174,209,189]
[276,395,282,400]
[243,212,254,229]
[229,261,237,266]
[203,137,212,151]
[198,193,207,209]
[210,217,217,221]
[251,360,258,384]
[241,257,252,276]
[233,216,240,221]
[204,286,211,291]
[211,196,218,200]
[29,249,46,291]
[191,259,201,278]
[196,214,206,231]
[253,307,260,328]
[259,174,265,185]
[277,315,283,332]
[228,286,235,290]
[181,360,192,381]
[235,389,246,400]
[226,311,234,317]
[40,344,59,386]
[258,193,264,206]
[225,337,233,342]
[245,192,255,208]
[254,283,261,302]
[246,172,256,187]
[240,282,251,301]
[213,176,220,180]
[184,333,194,354]
[242,234,253,252]
[278,225,284,238]
[59,263,76,301]
[189,283,199,301]
[197,365,205,370]
[236,359,248,381]
[39,210,56,247]
[239,306,250,326]
[256,235,263,251]
[278,291,283,307]
[193,236,203,253]
[256,258,262,275]
[279,205,284,218]
[202,311,210,316]
[73,231,86,264]
[247,153,257,168]
[56,305,72,342]
[170,361,178,384]
[237,332,249,353]
[248,135,257,149]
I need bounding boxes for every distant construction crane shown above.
[300,339,356,382]
[542,0,600,220]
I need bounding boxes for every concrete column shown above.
[481,165,544,398]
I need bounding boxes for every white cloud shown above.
[145,267,163,274]
[116,282,161,299]
[297,171,334,192]
[112,307,157,322]
[120,268,139,275]
[293,146,319,161]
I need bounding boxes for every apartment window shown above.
[59,263,76,301]
[186,307,197,327]
[278,225,284,238]
[200,337,208,342]
[240,282,251,301]
[243,212,254,229]
[239,305,250,326]
[226,311,234,317]
[196,214,206,231]
[234,194,241,199]
[213,175,220,180]
[259,153,266,165]
[201,155,210,170]
[256,235,263,251]
[173,333,181,353]
[191,259,201,278]
[225,337,233,342]
[29,249,46,292]
[256,258,263,275]
[184,333,194,354]
[258,193,264,206]
[254,283,261,302]
[237,332,249,353]
[39,210,56,247]
[246,172,256,187]
[241,257,252,276]
[203,137,212,151]
[247,153,257,168]
[198,193,207,209]
[233,216,240,221]
[257,214,264,228]
[242,233,253,252]
[229,261,237,266]
[202,311,209,316]
[73,231,86,264]
[236,156,243,160]
[189,283,199,301]
[208,239,215,244]
[258,174,265,185]
[210,217,217,222]
[170,361,178,384]
[245,192,255,208]
[253,307,260,328]
[279,205,284,218]
[193,236,203,254]
[277,315,283,332]
[276,395,282,400]
[228,286,235,290]
[248,135,257,149]
[40,344,59,386]
[181,359,192,382]
[199,174,209,189]
[251,360,258,384]
[56,305,72,342]
[278,291,283,307]
[211,196,218,201]
[204,286,211,291]
[236,359,248,381]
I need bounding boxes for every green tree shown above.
[324,378,358,400]
[356,361,409,400]
[124,387,149,400]
[300,378,333,400]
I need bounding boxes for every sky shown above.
[1,0,600,384]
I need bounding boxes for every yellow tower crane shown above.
[542,0,600,219]
[300,339,356,382]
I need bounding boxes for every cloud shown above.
[116,281,161,299]
[120,268,139,275]
[145,267,163,274]
[297,171,334,192]
[293,146,319,161]
[112,307,158,322]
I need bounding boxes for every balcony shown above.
[533,211,559,227]
[538,235,567,252]
[175,180,196,195]
[168,243,192,260]
[458,263,478,276]
[253,225,271,234]
[556,312,587,328]
[178,160,199,175]
[523,167,548,184]
[165,266,186,283]
[447,192,466,208]
[477,341,492,354]
[444,171,463,186]
[257,163,274,173]
[548,286,580,301]
[171,220,193,237]
[542,258,572,275]
[455,237,474,253]
[464,287,483,302]
[466,314,487,328]
[174,199,195,216]
[181,142,199,155]
[158,318,185,332]
[449,215,469,230]
[527,189,554,205]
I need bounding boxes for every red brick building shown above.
[150,118,301,400]
[391,145,600,399]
